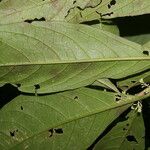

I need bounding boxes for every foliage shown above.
[0,0,150,150]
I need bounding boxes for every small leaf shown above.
[92,78,120,93]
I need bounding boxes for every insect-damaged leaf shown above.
[69,0,150,22]
[0,22,149,93]
[94,110,145,150]
[0,0,99,24]
[0,87,145,150]
[0,0,150,24]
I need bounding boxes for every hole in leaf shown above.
[144,91,149,95]
[123,128,127,131]
[143,51,149,56]
[126,135,138,143]
[115,97,121,101]
[108,4,111,9]
[126,123,129,126]
[108,0,116,9]
[74,96,79,100]
[24,17,46,23]
[21,106,23,110]
[73,0,76,4]
[54,128,63,134]
[115,94,121,102]
[116,94,121,97]
[10,131,15,137]
[101,12,114,17]
[131,81,136,83]
[110,0,116,6]
[9,130,18,137]
[48,128,54,137]
[35,84,40,90]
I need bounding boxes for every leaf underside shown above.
[0,22,149,93]
[0,88,132,150]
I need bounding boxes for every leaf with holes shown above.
[0,22,150,94]
[1,87,149,150]
[68,0,150,22]
[94,110,145,150]
[0,0,99,24]
[117,70,150,92]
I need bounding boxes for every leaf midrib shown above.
[1,57,150,67]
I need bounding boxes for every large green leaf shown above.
[0,22,149,93]
[0,0,99,24]
[94,109,145,150]
[68,0,150,22]
[0,87,148,150]
[0,0,150,24]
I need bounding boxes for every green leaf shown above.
[94,109,145,150]
[92,78,120,93]
[125,34,150,45]
[1,0,150,24]
[91,21,120,35]
[0,22,149,93]
[117,70,150,91]
[143,41,150,49]
[0,87,147,150]
[0,0,92,24]
[70,0,150,22]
